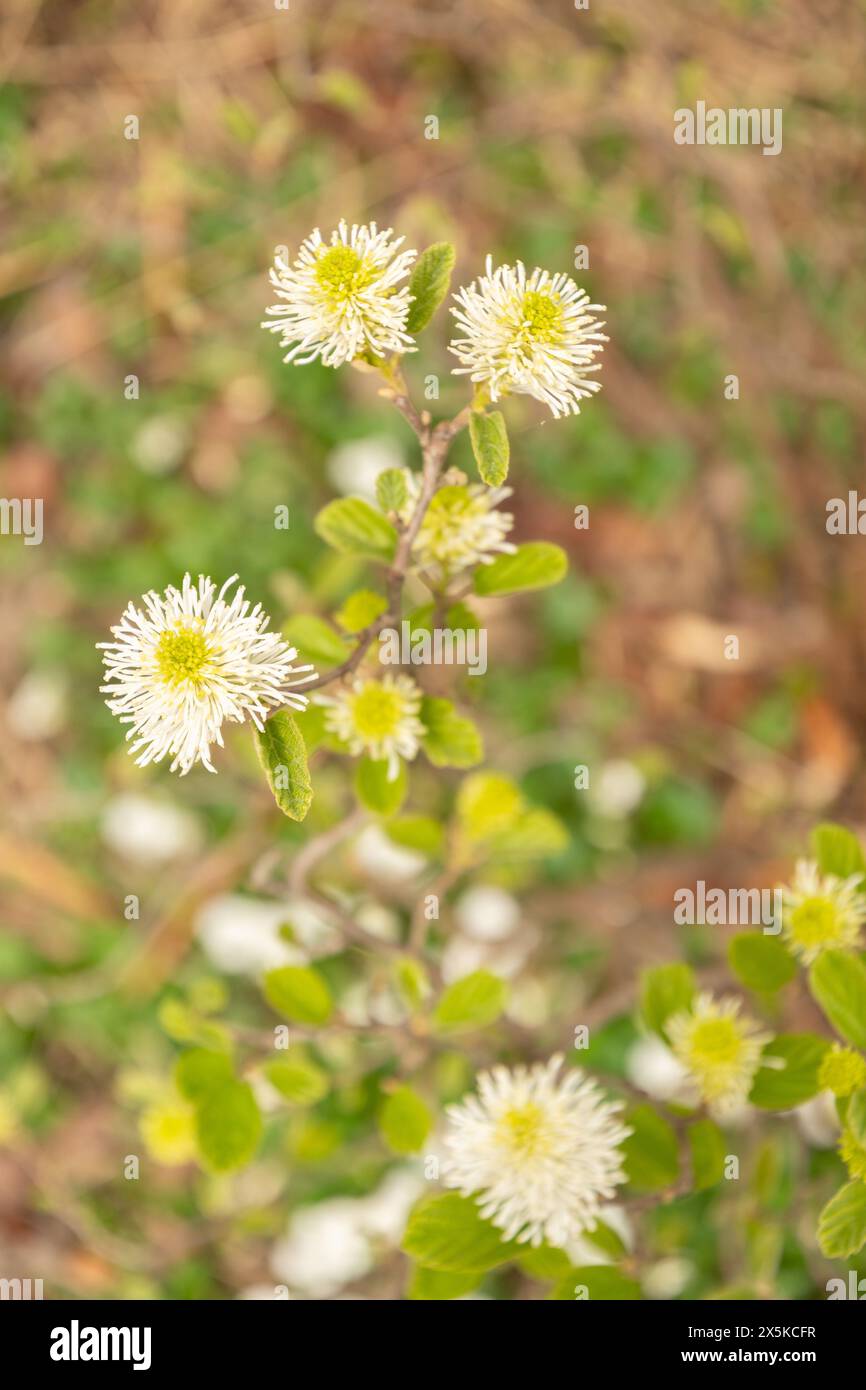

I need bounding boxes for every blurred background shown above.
[1,0,865,1299]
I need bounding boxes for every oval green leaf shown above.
[254,711,313,822]
[473,541,567,596]
[263,965,334,1025]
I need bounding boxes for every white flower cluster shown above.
[263,222,607,417]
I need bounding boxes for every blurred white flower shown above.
[195,893,304,976]
[262,221,416,368]
[7,669,68,740]
[643,1256,694,1300]
[282,897,341,956]
[355,900,401,943]
[591,760,646,818]
[101,792,203,865]
[778,858,866,964]
[794,1091,839,1149]
[359,1169,425,1243]
[441,930,535,984]
[271,1200,372,1296]
[132,415,189,476]
[441,935,489,983]
[625,1035,690,1104]
[443,1054,630,1247]
[326,435,404,503]
[504,977,550,1028]
[455,884,521,942]
[666,993,770,1120]
[351,824,427,884]
[271,1167,424,1297]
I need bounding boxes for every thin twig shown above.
[285,372,470,978]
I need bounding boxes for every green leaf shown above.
[584,1220,628,1260]
[254,711,313,822]
[811,823,866,881]
[264,1052,329,1107]
[407,1265,481,1300]
[263,965,334,1026]
[385,815,444,856]
[517,1244,573,1280]
[623,1104,679,1192]
[817,1181,866,1258]
[433,970,507,1035]
[473,541,567,596]
[488,807,569,860]
[283,613,348,666]
[405,242,456,335]
[392,955,432,1011]
[420,696,483,769]
[375,468,408,513]
[314,496,398,563]
[728,933,796,993]
[402,1193,517,1272]
[688,1118,727,1190]
[291,703,328,755]
[334,589,389,634]
[378,1084,432,1154]
[195,1080,262,1172]
[354,756,407,816]
[456,772,523,842]
[640,963,696,1036]
[468,410,509,487]
[809,950,866,1049]
[550,1267,642,1300]
[848,1089,866,1145]
[175,1048,233,1103]
[749,1033,829,1109]
[157,998,228,1051]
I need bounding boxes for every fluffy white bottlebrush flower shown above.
[316,672,425,781]
[399,468,516,575]
[777,858,866,964]
[441,1054,631,1248]
[262,220,417,368]
[449,256,607,418]
[666,992,771,1119]
[98,574,315,775]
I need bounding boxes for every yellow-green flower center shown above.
[687,1017,743,1070]
[419,487,486,552]
[496,1102,550,1160]
[520,290,564,344]
[787,896,841,951]
[350,682,404,740]
[156,626,211,688]
[819,1045,866,1098]
[315,244,376,306]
